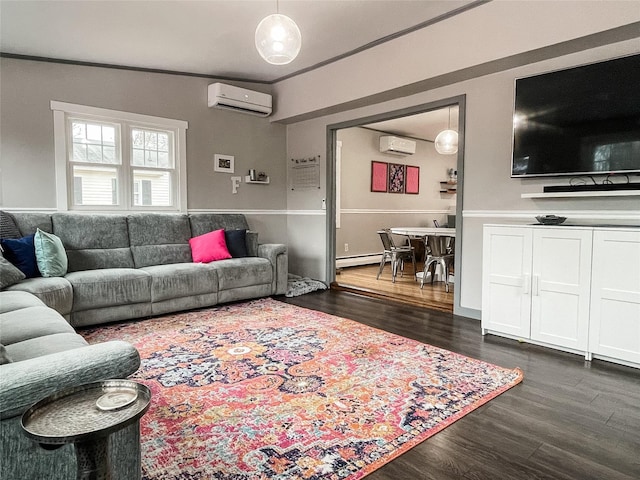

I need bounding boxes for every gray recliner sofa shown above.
[4,212,288,327]
[0,291,142,480]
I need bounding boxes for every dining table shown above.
[390,227,456,291]
[390,227,456,238]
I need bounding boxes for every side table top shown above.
[21,379,151,445]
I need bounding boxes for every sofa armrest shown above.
[0,340,140,419]
[258,243,288,295]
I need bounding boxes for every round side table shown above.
[21,380,151,480]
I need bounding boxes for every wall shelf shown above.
[522,190,640,199]
[245,176,270,185]
[440,181,457,194]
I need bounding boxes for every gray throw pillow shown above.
[0,211,21,239]
[0,254,26,288]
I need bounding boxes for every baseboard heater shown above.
[543,183,640,193]
[336,254,381,269]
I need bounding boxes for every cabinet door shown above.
[530,228,592,351]
[482,226,532,338]
[589,230,640,364]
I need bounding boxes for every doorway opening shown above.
[325,95,465,313]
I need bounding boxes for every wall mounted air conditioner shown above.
[207,83,272,117]
[379,135,416,155]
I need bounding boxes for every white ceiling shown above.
[0,0,476,83]
[0,0,470,138]
[363,106,459,143]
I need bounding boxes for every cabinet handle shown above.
[523,275,531,295]
[533,275,540,296]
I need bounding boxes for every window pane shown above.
[71,119,120,165]
[102,126,115,145]
[132,149,144,166]
[132,129,144,148]
[72,165,118,206]
[158,152,169,168]
[103,146,116,163]
[72,122,86,140]
[133,170,171,206]
[158,133,168,152]
[145,131,157,149]
[72,144,87,162]
[87,145,103,163]
[130,127,173,169]
[87,124,102,142]
[145,151,158,166]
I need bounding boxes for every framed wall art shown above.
[371,161,388,192]
[214,154,234,173]
[405,165,420,194]
[388,163,405,194]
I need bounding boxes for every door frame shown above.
[325,94,467,314]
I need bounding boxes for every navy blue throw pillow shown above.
[224,229,248,258]
[0,234,40,278]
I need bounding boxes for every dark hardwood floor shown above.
[279,289,640,480]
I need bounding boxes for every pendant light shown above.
[255,1,301,65]
[434,107,458,155]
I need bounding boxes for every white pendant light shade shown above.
[434,129,459,155]
[434,106,459,154]
[255,14,301,65]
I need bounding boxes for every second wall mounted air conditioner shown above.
[379,135,416,155]
[207,83,272,117]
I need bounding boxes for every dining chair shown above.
[376,229,417,283]
[420,235,455,292]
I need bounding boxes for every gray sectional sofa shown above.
[0,212,287,479]
[3,212,287,326]
[0,291,142,479]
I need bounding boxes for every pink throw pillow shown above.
[189,229,232,263]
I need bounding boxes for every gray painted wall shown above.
[285,39,640,316]
[336,127,456,259]
[0,58,288,244]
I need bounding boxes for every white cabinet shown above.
[482,226,532,339]
[589,229,640,365]
[482,225,593,356]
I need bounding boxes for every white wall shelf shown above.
[522,190,640,199]
[245,176,270,185]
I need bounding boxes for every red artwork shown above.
[405,165,420,194]
[371,161,388,192]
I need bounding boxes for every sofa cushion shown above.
[207,257,272,290]
[10,212,53,236]
[189,229,231,263]
[225,229,248,258]
[0,256,25,288]
[128,214,192,267]
[5,277,73,316]
[189,214,249,236]
[0,235,39,278]
[34,228,68,277]
[0,306,76,345]
[5,332,88,362]
[52,214,134,271]
[0,291,45,313]
[65,268,151,311]
[141,263,218,303]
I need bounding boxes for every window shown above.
[52,101,187,211]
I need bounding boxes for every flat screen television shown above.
[511,53,640,178]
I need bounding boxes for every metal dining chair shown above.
[420,235,455,292]
[376,229,417,283]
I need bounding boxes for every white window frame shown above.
[52,101,188,212]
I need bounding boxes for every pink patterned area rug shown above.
[82,298,523,480]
